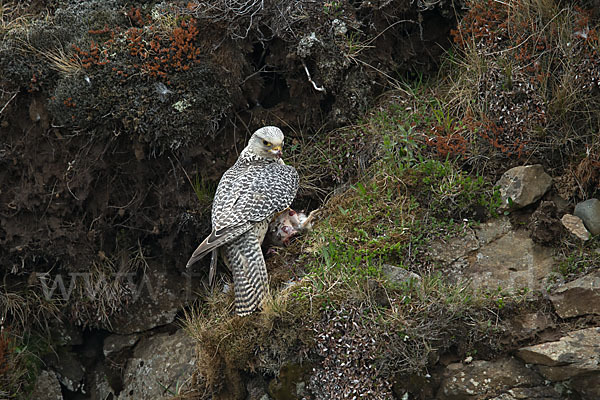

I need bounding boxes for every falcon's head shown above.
[248,126,285,159]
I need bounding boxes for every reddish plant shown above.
[426,125,469,158]
[71,9,203,81]
[0,331,11,376]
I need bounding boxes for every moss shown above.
[44,4,230,152]
[268,362,313,400]
[48,64,229,152]
[0,0,127,91]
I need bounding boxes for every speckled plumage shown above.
[186,126,299,316]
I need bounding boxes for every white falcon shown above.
[187,126,299,316]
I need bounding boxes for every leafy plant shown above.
[0,329,49,398]
[192,174,215,206]
[323,1,342,16]
[555,236,600,280]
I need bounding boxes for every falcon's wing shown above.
[185,221,252,268]
[213,162,299,231]
[186,162,298,268]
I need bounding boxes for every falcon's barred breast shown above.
[186,126,299,316]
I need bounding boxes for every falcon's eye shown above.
[262,140,271,147]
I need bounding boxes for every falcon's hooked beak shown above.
[270,145,282,158]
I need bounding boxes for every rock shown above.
[507,311,553,337]
[549,271,600,318]
[103,333,140,357]
[488,386,562,399]
[269,363,312,400]
[463,229,554,291]
[475,217,513,245]
[381,264,421,284]
[496,165,552,210]
[109,271,195,334]
[30,370,63,400]
[246,375,271,400]
[431,218,556,291]
[528,201,563,245]
[428,227,479,264]
[560,214,590,241]
[90,367,116,400]
[574,198,600,235]
[46,347,85,393]
[437,357,545,399]
[571,373,600,399]
[549,193,570,214]
[95,334,141,399]
[49,320,83,347]
[118,329,196,400]
[516,327,600,381]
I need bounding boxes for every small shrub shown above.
[444,0,600,169]
[554,236,600,282]
[0,329,47,398]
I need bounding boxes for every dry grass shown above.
[38,45,84,76]
[0,283,61,334]
[0,323,50,398]
[441,0,600,172]
[149,4,180,38]
[68,243,149,329]
[183,282,313,393]
[285,123,381,201]
[0,1,37,35]
[186,0,308,40]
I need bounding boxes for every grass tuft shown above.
[0,328,51,398]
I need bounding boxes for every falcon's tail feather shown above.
[208,249,218,286]
[186,223,251,269]
[223,229,268,316]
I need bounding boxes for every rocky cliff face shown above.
[2,1,600,400]
[0,0,458,398]
[0,0,455,328]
